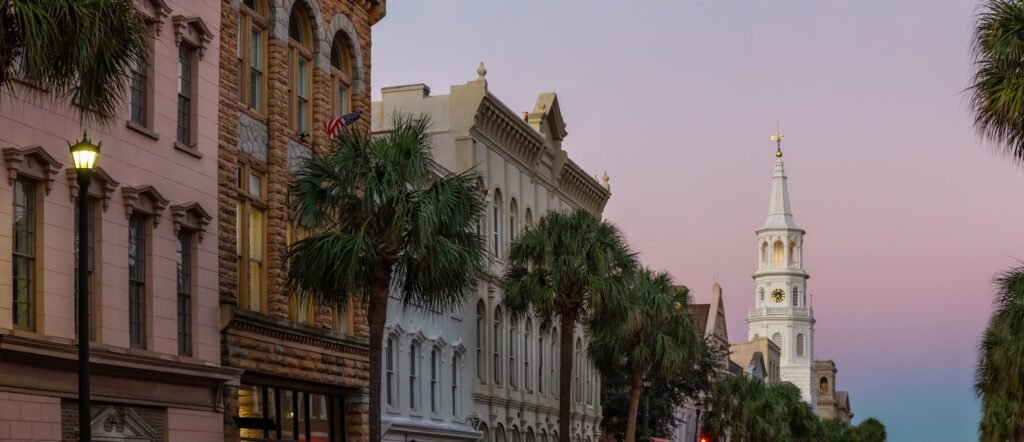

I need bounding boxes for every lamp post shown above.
[693,400,703,442]
[642,377,652,440]
[70,134,100,442]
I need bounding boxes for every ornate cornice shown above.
[3,146,62,194]
[474,94,546,171]
[65,167,119,211]
[225,308,370,358]
[559,159,610,214]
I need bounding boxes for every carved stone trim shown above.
[137,0,172,33]
[122,185,169,225]
[172,15,214,59]
[65,167,119,211]
[170,202,212,242]
[3,146,62,195]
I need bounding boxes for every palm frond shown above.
[970,0,1024,164]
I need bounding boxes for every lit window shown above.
[237,163,266,312]
[12,179,37,331]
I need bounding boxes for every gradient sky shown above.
[372,2,1024,441]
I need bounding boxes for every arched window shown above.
[537,327,544,394]
[574,338,582,403]
[819,377,829,395]
[796,333,805,357]
[238,0,267,113]
[495,424,507,442]
[509,318,518,388]
[540,430,548,442]
[793,287,800,307]
[476,300,486,382]
[771,332,782,351]
[525,208,533,227]
[385,335,397,407]
[524,318,533,392]
[329,32,352,116]
[493,190,503,259]
[760,241,769,267]
[789,242,799,268]
[480,424,490,442]
[527,428,536,442]
[511,427,521,442]
[494,306,503,384]
[287,5,313,133]
[409,341,421,410]
[772,240,785,268]
[510,198,519,241]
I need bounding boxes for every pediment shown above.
[430,335,449,348]
[529,93,568,141]
[3,146,63,194]
[66,167,119,211]
[91,405,158,441]
[137,0,172,33]
[451,339,467,354]
[122,185,169,225]
[172,15,214,58]
[171,201,212,241]
[408,329,428,344]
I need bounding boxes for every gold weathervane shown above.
[770,127,784,158]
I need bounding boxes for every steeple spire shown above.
[760,134,802,231]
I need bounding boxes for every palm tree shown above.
[501,208,637,442]
[851,417,887,442]
[975,265,1024,441]
[1,0,148,122]
[588,269,701,442]
[287,114,488,442]
[702,375,817,442]
[970,0,1024,164]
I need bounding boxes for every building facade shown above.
[729,337,781,384]
[215,0,385,441]
[815,360,853,424]
[746,146,816,406]
[371,66,611,442]
[0,0,236,440]
[674,284,730,442]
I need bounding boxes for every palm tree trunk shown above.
[624,369,644,442]
[559,310,578,442]
[367,265,392,442]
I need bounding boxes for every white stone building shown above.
[746,145,817,406]
[372,65,610,442]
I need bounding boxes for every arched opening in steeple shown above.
[772,240,785,268]
[820,376,830,395]
[789,241,800,268]
[760,241,769,268]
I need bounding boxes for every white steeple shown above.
[760,141,802,232]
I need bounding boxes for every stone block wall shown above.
[0,392,60,441]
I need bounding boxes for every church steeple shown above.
[760,134,802,232]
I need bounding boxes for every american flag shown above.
[324,109,363,139]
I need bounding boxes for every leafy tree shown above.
[502,208,637,442]
[975,265,1024,441]
[851,417,887,442]
[588,270,702,442]
[599,336,727,440]
[969,0,1024,165]
[701,375,816,442]
[0,0,148,122]
[287,114,488,442]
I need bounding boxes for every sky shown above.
[372,2,1024,441]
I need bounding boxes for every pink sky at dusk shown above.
[373,2,1024,440]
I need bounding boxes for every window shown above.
[238,0,267,113]
[330,32,352,116]
[177,44,196,145]
[509,198,518,241]
[550,328,557,396]
[574,339,582,402]
[430,348,440,413]
[129,214,147,348]
[288,6,313,134]
[74,198,97,339]
[492,190,502,259]
[410,342,420,410]
[796,333,805,357]
[524,318,532,392]
[493,306,503,385]
[451,353,460,417]
[177,231,194,356]
[793,286,799,307]
[819,377,829,395]
[287,223,315,324]
[495,425,507,442]
[789,242,799,268]
[771,332,783,352]
[538,328,544,394]
[129,46,148,126]
[12,179,36,330]
[760,241,769,267]
[772,240,785,268]
[237,383,346,441]
[476,300,486,382]
[385,336,396,407]
[525,208,533,227]
[237,163,266,312]
[585,358,592,405]
[759,287,765,303]
[509,318,518,389]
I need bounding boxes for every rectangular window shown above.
[177,231,193,356]
[409,344,419,410]
[74,199,97,340]
[296,58,309,132]
[509,328,517,388]
[237,383,346,442]
[249,28,264,112]
[451,354,460,417]
[430,349,439,413]
[248,208,264,310]
[128,214,147,348]
[237,164,266,312]
[238,3,267,114]
[130,55,147,126]
[385,338,395,407]
[12,179,36,330]
[177,45,194,145]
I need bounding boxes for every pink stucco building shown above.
[0,1,238,440]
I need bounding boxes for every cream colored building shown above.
[372,65,610,442]
[730,337,781,384]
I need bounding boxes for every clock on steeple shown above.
[771,288,785,303]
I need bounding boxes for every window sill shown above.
[237,105,266,124]
[126,120,160,140]
[174,141,203,159]
[409,411,423,418]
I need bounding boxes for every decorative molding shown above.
[65,167,119,211]
[474,95,546,172]
[228,308,370,358]
[137,0,172,33]
[3,146,62,194]
[172,15,214,58]
[170,202,212,242]
[122,185,169,225]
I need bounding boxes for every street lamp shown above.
[642,377,652,439]
[693,400,704,442]
[70,134,100,442]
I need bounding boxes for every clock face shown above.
[771,288,786,303]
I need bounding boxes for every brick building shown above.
[214,0,385,441]
[0,0,237,440]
